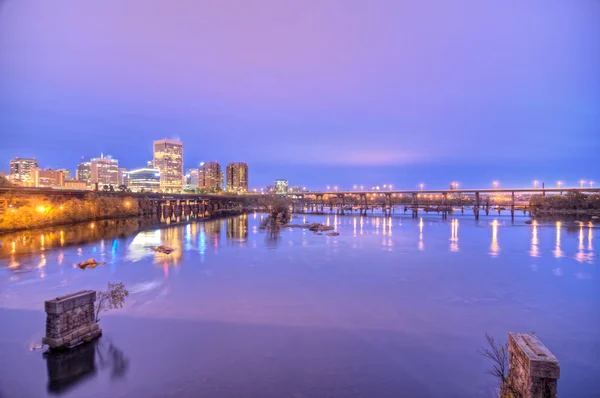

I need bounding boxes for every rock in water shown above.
[326,232,340,236]
[525,220,533,224]
[152,245,175,254]
[77,258,104,269]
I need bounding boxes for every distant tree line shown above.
[530,192,600,211]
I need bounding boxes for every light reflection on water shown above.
[490,219,499,257]
[0,213,598,397]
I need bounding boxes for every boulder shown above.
[525,220,533,224]
[77,258,104,269]
[152,245,175,254]
[326,232,340,236]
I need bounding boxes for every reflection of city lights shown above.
[530,220,539,257]
[553,221,563,258]
[11,241,16,254]
[490,220,499,256]
[450,219,459,252]
[588,222,593,251]
[418,218,424,251]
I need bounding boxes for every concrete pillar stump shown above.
[508,333,560,398]
[42,291,102,350]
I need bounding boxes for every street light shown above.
[389,184,393,190]
[533,180,538,189]
[580,180,586,189]
[557,181,562,189]
[326,186,330,191]
[590,181,595,188]
[353,185,357,190]
[493,181,498,189]
[419,184,424,191]
[334,186,338,192]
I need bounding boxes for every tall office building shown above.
[9,157,38,183]
[226,162,248,192]
[90,155,119,187]
[76,162,91,185]
[198,161,222,191]
[153,139,183,191]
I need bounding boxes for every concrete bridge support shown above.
[42,291,102,350]
[508,333,560,398]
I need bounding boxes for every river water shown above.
[0,213,598,398]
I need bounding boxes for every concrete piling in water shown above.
[42,291,102,351]
[508,333,560,398]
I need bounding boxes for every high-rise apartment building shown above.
[198,161,222,191]
[90,155,119,187]
[153,139,183,191]
[226,162,248,192]
[9,157,38,183]
[76,162,91,185]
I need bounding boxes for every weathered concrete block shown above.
[43,290,101,350]
[508,333,560,398]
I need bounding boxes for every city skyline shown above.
[1,0,599,188]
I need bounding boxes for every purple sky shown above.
[1,0,598,189]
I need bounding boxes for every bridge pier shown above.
[412,192,418,218]
[475,192,480,220]
[511,191,515,220]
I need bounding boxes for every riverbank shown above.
[0,193,142,233]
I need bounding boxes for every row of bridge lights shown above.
[323,180,596,192]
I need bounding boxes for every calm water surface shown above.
[0,213,598,398]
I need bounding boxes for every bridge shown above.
[290,187,600,219]
[1,186,598,220]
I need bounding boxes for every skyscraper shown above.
[198,161,222,191]
[9,157,38,183]
[76,162,91,185]
[226,162,248,192]
[153,139,183,191]
[90,155,119,187]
